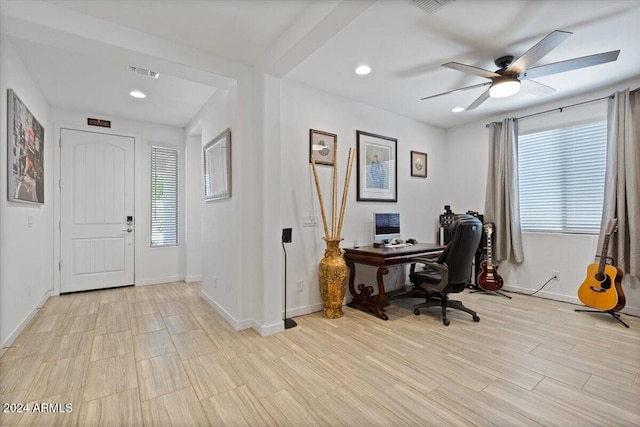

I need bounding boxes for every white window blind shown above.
[151,146,178,246]
[518,121,607,233]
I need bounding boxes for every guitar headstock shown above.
[605,218,618,236]
[483,223,494,237]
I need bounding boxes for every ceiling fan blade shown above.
[420,82,491,101]
[521,79,556,96]
[466,88,491,110]
[506,30,572,74]
[442,62,500,79]
[522,50,620,80]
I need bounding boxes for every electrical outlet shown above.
[303,216,319,227]
[552,270,560,281]
[297,280,303,292]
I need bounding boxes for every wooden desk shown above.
[343,243,444,320]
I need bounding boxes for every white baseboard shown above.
[1,290,51,357]
[199,289,246,331]
[286,302,323,319]
[135,276,182,286]
[503,284,581,305]
[199,290,303,336]
[253,320,283,336]
[184,275,202,283]
[503,284,640,317]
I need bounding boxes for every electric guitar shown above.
[477,223,504,291]
[578,218,625,311]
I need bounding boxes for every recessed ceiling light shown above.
[129,90,146,99]
[452,106,465,113]
[355,65,371,75]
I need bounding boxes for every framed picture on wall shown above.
[7,89,45,204]
[411,150,427,178]
[309,129,336,166]
[356,130,397,202]
[204,128,232,202]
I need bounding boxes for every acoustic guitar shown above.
[477,223,504,291]
[578,218,625,312]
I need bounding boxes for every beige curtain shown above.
[599,88,640,276]
[484,119,524,263]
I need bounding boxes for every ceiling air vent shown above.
[128,65,159,79]
[411,0,455,15]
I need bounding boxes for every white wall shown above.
[281,79,447,317]
[0,35,53,349]
[49,107,186,289]
[187,87,244,326]
[184,132,202,283]
[445,77,640,316]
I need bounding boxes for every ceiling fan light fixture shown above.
[489,78,520,98]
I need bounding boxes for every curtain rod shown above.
[485,94,612,128]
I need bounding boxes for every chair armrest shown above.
[409,257,448,273]
[409,258,449,291]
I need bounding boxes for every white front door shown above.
[60,129,135,293]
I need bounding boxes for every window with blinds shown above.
[151,146,178,246]
[518,120,607,233]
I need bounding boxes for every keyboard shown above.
[384,243,410,248]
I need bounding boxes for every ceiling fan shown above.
[421,30,620,110]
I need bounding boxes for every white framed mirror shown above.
[204,128,231,201]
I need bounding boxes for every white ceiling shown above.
[288,0,640,128]
[9,37,217,127]
[47,0,313,65]
[2,0,639,129]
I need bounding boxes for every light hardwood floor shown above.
[1,281,639,426]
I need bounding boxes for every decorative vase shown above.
[318,237,348,318]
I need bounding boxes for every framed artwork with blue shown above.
[356,130,397,202]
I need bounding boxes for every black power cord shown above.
[526,275,558,296]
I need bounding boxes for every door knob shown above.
[122,228,133,233]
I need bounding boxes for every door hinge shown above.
[59,221,61,231]
[58,261,61,271]
[59,179,61,190]
[59,138,61,148]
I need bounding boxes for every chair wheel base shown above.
[414,308,420,315]
[443,319,450,326]
[473,315,480,322]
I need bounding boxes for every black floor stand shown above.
[574,308,629,328]
[282,239,297,330]
[469,286,512,299]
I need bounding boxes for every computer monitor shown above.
[374,212,401,242]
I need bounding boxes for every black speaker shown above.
[465,211,485,287]
[281,227,296,329]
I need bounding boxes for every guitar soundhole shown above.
[594,272,612,289]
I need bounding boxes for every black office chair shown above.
[409,214,482,326]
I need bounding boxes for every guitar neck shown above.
[598,233,612,274]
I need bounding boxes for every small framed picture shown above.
[411,150,427,178]
[309,129,336,166]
